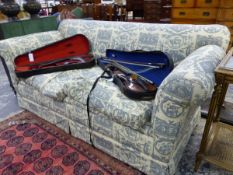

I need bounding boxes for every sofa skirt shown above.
[17,94,200,175]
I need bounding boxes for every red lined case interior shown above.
[14,34,92,72]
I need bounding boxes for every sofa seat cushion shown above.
[23,66,104,102]
[22,66,153,130]
[91,79,153,130]
[65,77,153,130]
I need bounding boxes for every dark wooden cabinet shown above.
[126,0,144,18]
[171,0,219,24]
[217,0,233,48]
[144,0,172,23]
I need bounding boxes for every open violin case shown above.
[98,49,174,86]
[15,34,95,78]
[97,49,174,100]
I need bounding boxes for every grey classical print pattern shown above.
[58,20,230,64]
[151,45,226,158]
[89,78,153,130]
[24,67,104,102]
[0,19,230,175]
[22,67,154,130]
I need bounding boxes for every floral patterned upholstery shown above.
[151,45,226,158]
[23,67,103,102]
[0,19,230,175]
[58,20,230,65]
[67,76,153,130]
[23,66,153,130]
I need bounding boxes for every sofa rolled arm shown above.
[0,31,63,90]
[150,45,226,156]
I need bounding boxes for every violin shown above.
[104,63,157,100]
[14,34,95,78]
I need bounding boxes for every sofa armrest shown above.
[150,45,226,157]
[0,31,63,91]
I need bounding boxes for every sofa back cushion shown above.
[58,19,230,65]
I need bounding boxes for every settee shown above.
[0,19,230,175]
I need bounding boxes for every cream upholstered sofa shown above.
[0,19,230,175]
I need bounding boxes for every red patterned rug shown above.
[0,111,143,175]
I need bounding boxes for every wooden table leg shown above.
[195,83,223,171]
[214,82,229,122]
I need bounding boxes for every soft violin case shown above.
[97,49,174,100]
[98,49,174,87]
[14,34,95,78]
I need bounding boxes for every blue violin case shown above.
[98,49,174,87]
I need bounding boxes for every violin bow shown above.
[106,60,154,84]
[101,57,166,69]
[25,55,92,67]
